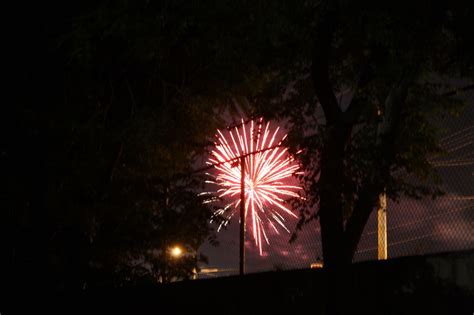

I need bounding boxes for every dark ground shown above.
[5,250,473,315]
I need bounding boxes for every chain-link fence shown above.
[197,99,474,279]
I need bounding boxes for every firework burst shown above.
[205,118,302,255]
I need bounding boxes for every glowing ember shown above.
[205,118,302,255]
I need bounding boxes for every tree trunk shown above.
[310,3,349,268]
[318,124,351,267]
[342,183,382,262]
[342,70,413,262]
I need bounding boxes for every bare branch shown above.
[442,84,474,97]
[311,8,341,125]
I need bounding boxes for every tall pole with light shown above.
[239,155,246,275]
[377,190,387,260]
[376,106,388,261]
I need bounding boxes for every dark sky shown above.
[198,97,474,278]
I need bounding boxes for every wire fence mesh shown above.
[197,100,474,279]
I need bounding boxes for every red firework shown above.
[206,118,302,255]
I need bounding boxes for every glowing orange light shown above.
[310,262,323,269]
[170,246,183,258]
[206,118,302,255]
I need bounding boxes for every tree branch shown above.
[343,68,415,261]
[342,61,375,124]
[343,181,380,262]
[311,8,341,125]
[442,84,474,97]
[110,143,123,182]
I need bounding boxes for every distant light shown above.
[170,246,183,258]
[310,262,323,269]
[200,268,220,273]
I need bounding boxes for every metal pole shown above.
[239,155,246,275]
[377,191,387,260]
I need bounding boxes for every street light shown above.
[169,245,183,258]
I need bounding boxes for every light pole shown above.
[377,191,387,260]
[239,155,246,276]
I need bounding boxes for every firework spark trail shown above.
[206,118,302,255]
